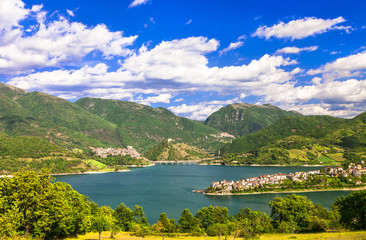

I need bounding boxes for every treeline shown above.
[1,171,366,240]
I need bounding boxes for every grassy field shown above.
[63,231,366,240]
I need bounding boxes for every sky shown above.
[1,0,366,120]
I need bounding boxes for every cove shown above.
[55,165,352,223]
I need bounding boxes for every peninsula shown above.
[198,161,366,195]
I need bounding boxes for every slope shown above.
[144,139,212,161]
[75,98,231,152]
[205,103,302,137]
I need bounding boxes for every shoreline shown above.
[201,186,366,196]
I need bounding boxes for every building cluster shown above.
[209,162,366,193]
[210,170,320,192]
[91,146,142,159]
[325,161,366,178]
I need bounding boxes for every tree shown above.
[0,171,94,239]
[133,205,149,226]
[206,223,229,239]
[114,203,134,231]
[195,205,229,231]
[270,194,330,233]
[178,208,198,233]
[332,190,366,230]
[235,208,273,238]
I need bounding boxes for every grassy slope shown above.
[144,140,211,161]
[220,115,346,155]
[219,113,366,165]
[75,98,226,153]
[205,103,301,137]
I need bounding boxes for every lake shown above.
[55,165,352,223]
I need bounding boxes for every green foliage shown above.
[144,140,211,161]
[195,205,229,231]
[178,209,198,233]
[205,103,301,137]
[332,190,366,230]
[270,194,332,233]
[234,208,273,238]
[75,97,223,153]
[0,171,94,239]
[114,203,135,231]
[0,135,63,158]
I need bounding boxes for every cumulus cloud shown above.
[308,51,366,81]
[275,46,318,54]
[129,0,150,8]
[168,99,239,120]
[7,63,143,91]
[123,37,297,88]
[0,0,137,75]
[252,17,349,40]
[137,93,173,105]
[219,41,244,55]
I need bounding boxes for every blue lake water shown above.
[55,165,352,223]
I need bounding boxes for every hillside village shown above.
[91,146,142,159]
[205,161,366,194]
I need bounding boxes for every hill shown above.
[75,97,233,152]
[217,114,366,165]
[204,103,301,137]
[143,139,212,161]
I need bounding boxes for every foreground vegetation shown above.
[1,171,366,240]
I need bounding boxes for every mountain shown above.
[143,139,211,161]
[204,103,302,137]
[75,97,232,152]
[218,113,366,165]
[0,83,121,150]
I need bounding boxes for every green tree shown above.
[332,190,366,230]
[114,203,134,231]
[270,194,329,233]
[235,208,273,238]
[195,205,229,231]
[133,205,149,226]
[0,171,94,239]
[178,208,198,233]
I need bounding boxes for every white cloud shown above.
[275,46,318,54]
[66,9,75,17]
[129,0,150,8]
[168,99,238,120]
[308,51,366,81]
[123,37,297,89]
[0,1,137,75]
[219,41,244,55]
[186,19,192,25]
[7,63,143,91]
[175,98,184,102]
[138,93,172,105]
[0,0,29,31]
[252,17,348,40]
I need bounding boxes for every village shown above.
[91,146,142,159]
[206,161,366,194]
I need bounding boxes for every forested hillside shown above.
[204,103,301,137]
[218,113,366,165]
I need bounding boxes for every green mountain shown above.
[218,113,366,165]
[144,139,211,161]
[204,103,301,137]
[75,97,232,152]
[0,83,121,150]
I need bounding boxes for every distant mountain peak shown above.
[0,83,29,100]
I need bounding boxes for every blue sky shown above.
[1,0,366,120]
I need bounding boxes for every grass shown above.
[86,159,108,168]
[62,231,366,240]
[327,153,346,162]
[316,155,337,164]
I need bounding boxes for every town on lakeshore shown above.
[200,161,366,195]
